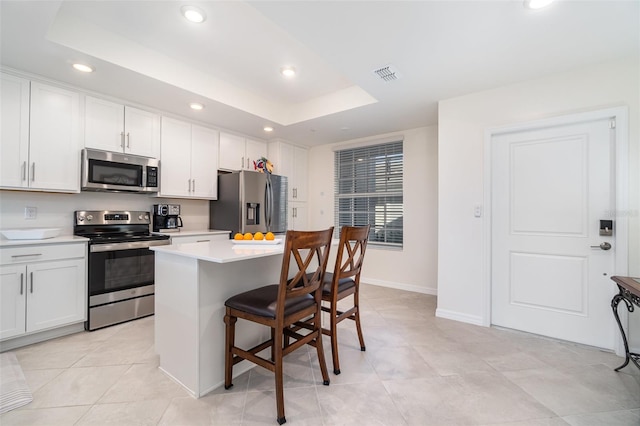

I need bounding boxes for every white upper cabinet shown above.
[268,141,308,202]
[219,132,266,171]
[1,75,81,193]
[160,116,218,199]
[245,138,268,171]
[85,96,160,158]
[0,73,30,189]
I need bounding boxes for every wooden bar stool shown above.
[322,225,370,374]
[223,228,334,425]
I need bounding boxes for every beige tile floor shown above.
[2,284,640,425]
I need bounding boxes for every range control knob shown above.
[86,214,94,222]
[138,214,144,220]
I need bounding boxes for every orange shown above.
[243,232,253,240]
[265,232,275,241]
[254,232,264,240]
[233,233,243,240]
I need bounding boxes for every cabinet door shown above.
[245,138,267,171]
[26,259,86,333]
[84,96,125,152]
[0,265,27,340]
[292,146,308,202]
[219,132,246,171]
[0,73,30,189]
[124,106,160,158]
[29,82,81,192]
[160,117,192,197]
[190,125,219,199]
[289,202,308,231]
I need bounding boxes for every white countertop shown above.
[151,239,284,263]
[153,229,231,237]
[0,235,88,247]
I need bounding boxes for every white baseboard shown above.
[435,308,485,326]
[362,278,437,295]
[0,322,85,351]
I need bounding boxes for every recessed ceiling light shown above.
[189,102,204,110]
[181,6,206,23]
[72,63,94,73]
[524,0,554,9]
[280,66,296,78]
[263,126,274,132]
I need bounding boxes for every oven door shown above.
[88,244,155,301]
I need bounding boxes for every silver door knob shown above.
[591,242,612,250]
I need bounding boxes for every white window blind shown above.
[334,140,403,247]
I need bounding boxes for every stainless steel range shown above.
[74,210,170,330]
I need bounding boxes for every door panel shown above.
[491,117,617,349]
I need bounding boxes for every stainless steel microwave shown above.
[81,148,159,193]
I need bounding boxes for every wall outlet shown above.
[24,206,37,220]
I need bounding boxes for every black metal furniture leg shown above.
[612,293,631,371]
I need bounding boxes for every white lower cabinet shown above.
[0,244,86,341]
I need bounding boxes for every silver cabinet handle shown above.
[241,157,244,169]
[30,271,33,293]
[20,273,24,295]
[188,179,191,192]
[31,163,35,181]
[21,161,26,181]
[11,253,42,258]
[192,179,195,192]
[126,132,130,149]
[120,131,125,149]
[293,207,297,218]
[591,242,612,250]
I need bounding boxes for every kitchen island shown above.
[151,239,285,397]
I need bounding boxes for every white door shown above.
[491,117,617,349]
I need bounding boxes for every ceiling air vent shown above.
[372,64,401,82]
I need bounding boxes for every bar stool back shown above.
[223,227,334,425]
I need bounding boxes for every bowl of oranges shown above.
[232,231,281,244]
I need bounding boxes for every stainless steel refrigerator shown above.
[210,171,288,236]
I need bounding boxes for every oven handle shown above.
[90,239,170,252]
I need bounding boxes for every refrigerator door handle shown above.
[265,176,273,230]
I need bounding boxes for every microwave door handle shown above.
[178,216,183,228]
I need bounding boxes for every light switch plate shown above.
[474,204,482,218]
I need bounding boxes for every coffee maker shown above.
[152,204,183,232]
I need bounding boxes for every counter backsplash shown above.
[0,190,211,235]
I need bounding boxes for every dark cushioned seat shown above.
[225,284,314,318]
[321,273,355,295]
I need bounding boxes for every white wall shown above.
[308,126,438,294]
[0,191,211,234]
[437,59,640,334]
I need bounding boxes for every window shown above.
[334,140,403,247]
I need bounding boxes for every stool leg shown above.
[354,291,366,351]
[224,312,237,389]
[274,327,286,425]
[315,311,331,385]
[330,302,341,375]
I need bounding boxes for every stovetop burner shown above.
[73,210,170,243]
